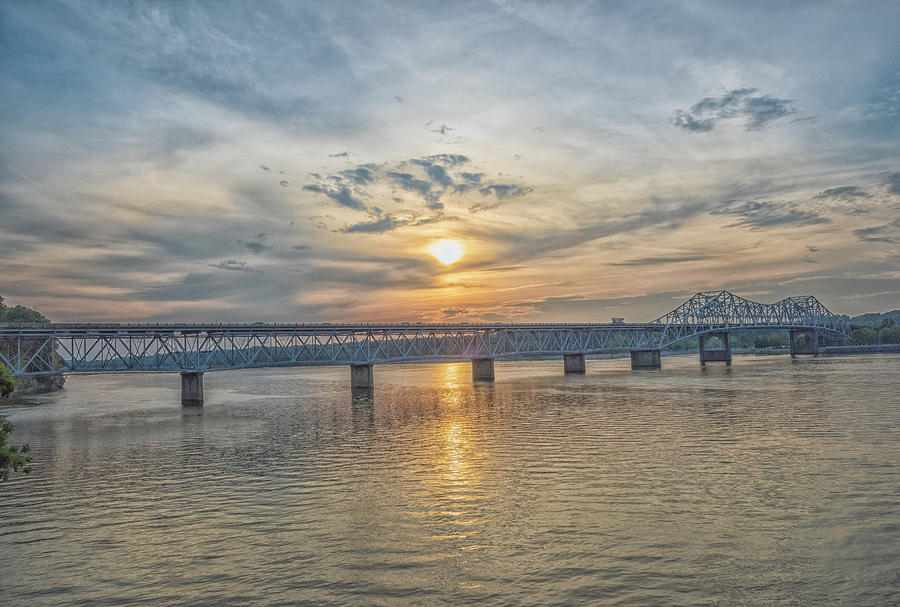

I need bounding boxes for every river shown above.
[1,354,898,606]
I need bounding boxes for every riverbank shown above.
[823,344,900,355]
[11,375,65,396]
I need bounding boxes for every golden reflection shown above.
[438,362,466,392]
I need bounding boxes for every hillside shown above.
[851,310,900,327]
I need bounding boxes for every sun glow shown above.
[428,240,464,265]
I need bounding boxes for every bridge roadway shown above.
[0,291,850,405]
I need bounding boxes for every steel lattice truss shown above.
[0,291,849,376]
[650,291,850,347]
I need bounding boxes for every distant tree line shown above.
[848,318,900,345]
[664,321,900,351]
[665,330,790,351]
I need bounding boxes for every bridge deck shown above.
[0,291,849,377]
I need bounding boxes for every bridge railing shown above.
[0,291,850,376]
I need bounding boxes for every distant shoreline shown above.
[822,344,900,355]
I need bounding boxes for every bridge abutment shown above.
[472,358,495,383]
[699,331,732,365]
[790,329,819,358]
[181,372,204,406]
[630,349,661,370]
[350,364,375,394]
[563,353,586,374]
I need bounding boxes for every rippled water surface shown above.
[2,354,898,606]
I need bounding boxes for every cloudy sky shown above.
[1,0,898,323]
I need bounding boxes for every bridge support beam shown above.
[790,329,819,358]
[350,364,375,394]
[631,349,661,370]
[699,331,732,365]
[181,372,204,406]
[564,353,586,374]
[472,358,495,383]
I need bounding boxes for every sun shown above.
[428,240,464,265]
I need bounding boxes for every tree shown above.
[0,415,31,481]
[850,327,878,345]
[0,363,15,398]
[0,303,50,323]
[879,325,900,344]
[1,363,31,481]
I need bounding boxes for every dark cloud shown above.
[303,155,529,230]
[210,259,261,272]
[387,171,435,199]
[610,255,711,266]
[672,88,797,132]
[886,172,900,195]
[815,186,871,200]
[238,239,273,254]
[329,151,352,158]
[302,184,368,211]
[441,308,467,317]
[712,200,830,229]
[340,165,377,185]
[478,184,529,199]
[341,214,407,234]
[853,218,900,243]
[423,163,454,189]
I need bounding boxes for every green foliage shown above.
[0,414,31,481]
[0,297,50,323]
[753,332,787,349]
[1,351,31,481]
[0,363,16,398]
[850,327,879,345]
[878,325,900,344]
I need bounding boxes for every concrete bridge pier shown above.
[699,331,732,365]
[790,329,819,358]
[472,358,495,383]
[631,349,661,370]
[350,364,375,394]
[181,372,204,406]
[564,353,586,374]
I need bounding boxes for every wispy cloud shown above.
[886,172,900,196]
[672,88,797,132]
[712,200,830,229]
[853,218,900,243]
[610,255,712,266]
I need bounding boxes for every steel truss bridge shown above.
[1,291,849,380]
